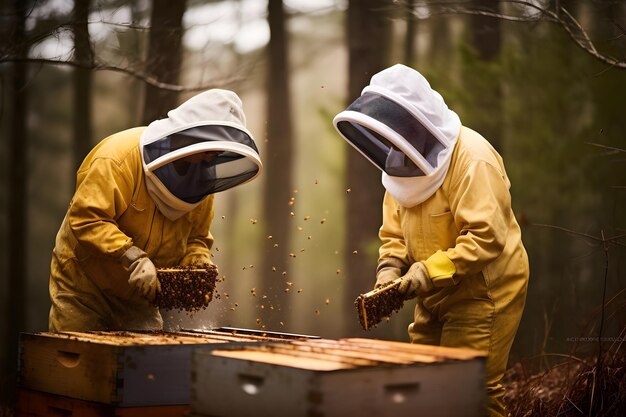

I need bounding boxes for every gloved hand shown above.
[397,262,433,300]
[120,246,160,302]
[375,266,402,289]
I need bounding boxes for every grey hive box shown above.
[191,338,487,417]
[18,329,310,407]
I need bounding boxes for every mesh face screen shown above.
[336,121,425,177]
[339,92,446,176]
[144,125,260,201]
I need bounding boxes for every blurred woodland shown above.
[1,0,626,413]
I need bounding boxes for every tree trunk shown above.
[72,0,93,176]
[429,11,451,66]
[469,0,502,150]
[142,0,186,125]
[261,0,294,329]
[404,0,417,65]
[5,0,29,386]
[344,0,392,335]
[470,0,501,61]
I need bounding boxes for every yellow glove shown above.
[397,262,433,300]
[375,266,401,289]
[120,246,160,302]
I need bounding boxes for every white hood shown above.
[334,64,461,207]
[141,89,250,146]
[364,64,461,147]
[140,89,262,221]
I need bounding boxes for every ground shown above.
[504,354,625,417]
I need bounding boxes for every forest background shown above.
[1,0,625,401]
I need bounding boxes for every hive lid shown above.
[23,329,309,346]
[206,337,486,371]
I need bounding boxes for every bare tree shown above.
[1,2,622,93]
[261,0,294,329]
[4,0,30,387]
[402,0,626,69]
[469,0,503,150]
[470,0,501,61]
[72,0,93,175]
[429,7,452,65]
[344,0,392,335]
[142,0,186,124]
[404,0,418,64]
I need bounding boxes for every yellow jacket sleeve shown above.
[67,158,134,259]
[378,191,410,272]
[432,160,509,278]
[180,195,215,266]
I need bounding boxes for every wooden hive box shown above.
[191,338,487,417]
[18,329,313,407]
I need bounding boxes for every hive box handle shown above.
[56,350,81,368]
[238,374,264,395]
[384,382,420,404]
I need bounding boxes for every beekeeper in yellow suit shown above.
[334,64,528,417]
[49,89,262,332]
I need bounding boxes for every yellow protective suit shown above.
[379,126,529,417]
[49,127,214,332]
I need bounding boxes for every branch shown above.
[0,57,249,92]
[401,0,626,69]
[533,224,626,248]
[586,142,626,155]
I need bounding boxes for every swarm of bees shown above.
[216,181,358,324]
[155,264,218,312]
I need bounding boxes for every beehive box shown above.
[191,338,487,417]
[16,389,189,417]
[18,329,313,407]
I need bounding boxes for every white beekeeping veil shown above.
[333,64,461,207]
[141,89,263,220]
